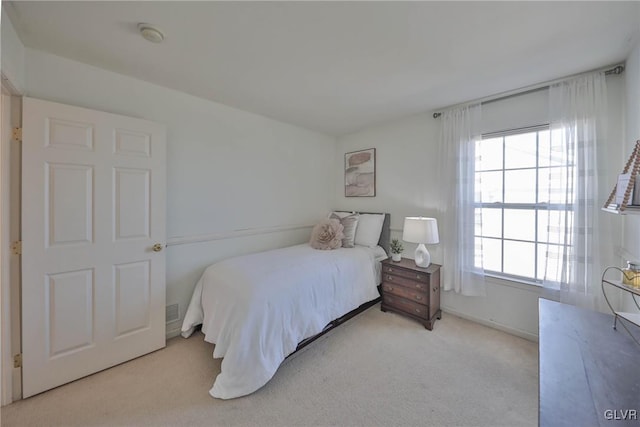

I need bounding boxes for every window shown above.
[474,126,573,284]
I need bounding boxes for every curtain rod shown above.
[432,64,624,119]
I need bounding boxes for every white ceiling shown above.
[7,1,640,136]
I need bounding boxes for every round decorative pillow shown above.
[309,218,344,250]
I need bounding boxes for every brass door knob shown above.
[152,243,164,252]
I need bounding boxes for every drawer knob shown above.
[416,275,422,280]
[416,284,423,289]
[387,286,394,291]
[415,308,421,314]
[389,268,393,272]
[415,295,422,300]
[388,276,393,281]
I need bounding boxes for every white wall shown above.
[24,49,337,336]
[1,8,25,93]
[623,43,640,261]
[622,41,640,313]
[334,111,441,232]
[335,77,626,341]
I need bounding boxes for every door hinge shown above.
[11,240,21,255]
[12,127,22,142]
[13,354,22,368]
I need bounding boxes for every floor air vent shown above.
[166,303,180,323]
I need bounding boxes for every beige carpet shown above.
[1,305,538,427]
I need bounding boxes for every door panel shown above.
[114,260,150,337]
[46,163,93,247]
[22,97,166,397]
[46,269,95,357]
[114,129,150,157]
[46,118,93,151]
[114,168,150,240]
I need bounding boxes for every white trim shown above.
[1,92,13,405]
[0,73,20,96]
[166,326,182,340]
[8,95,22,402]
[166,223,314,247]
[441,306,539,342]
[1,93,10,405]
[484,273,542,292]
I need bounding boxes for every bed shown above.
[181,212,390,399]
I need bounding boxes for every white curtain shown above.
[542,71,611,309]
[438,104,486,296]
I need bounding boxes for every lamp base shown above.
[414,244,431,268]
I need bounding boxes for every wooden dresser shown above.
[380,258,441,330]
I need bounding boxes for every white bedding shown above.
[181,244,382,399]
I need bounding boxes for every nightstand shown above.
[380,258,441,330]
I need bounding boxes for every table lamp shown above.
[402,217,439,268]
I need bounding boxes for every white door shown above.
[21,97,166,397]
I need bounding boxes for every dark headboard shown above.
[335,211,391,255]
[378,213,391,254]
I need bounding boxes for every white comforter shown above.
[181,244,381,399]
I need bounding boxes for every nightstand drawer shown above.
[382,273,428,291]
[381,283,427,306]
[382,295,429,319]
[382,265,430,283]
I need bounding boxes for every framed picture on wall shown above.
[345,148,376,197]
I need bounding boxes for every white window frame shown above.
[475,124,574,285]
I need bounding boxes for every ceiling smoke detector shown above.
[138,23,164,43]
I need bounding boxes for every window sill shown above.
[484,273,543,293]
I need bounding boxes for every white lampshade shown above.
[402,217,439,244]
[402,217,439,268]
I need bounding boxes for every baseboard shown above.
[441,306,539,342]
[166,325,182,340]
[165,307,540,342]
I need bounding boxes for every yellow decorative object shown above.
[622,261,640,288]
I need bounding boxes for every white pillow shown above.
[354,213,385,248]
[371,245,389,262]
[328,211,355,219]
